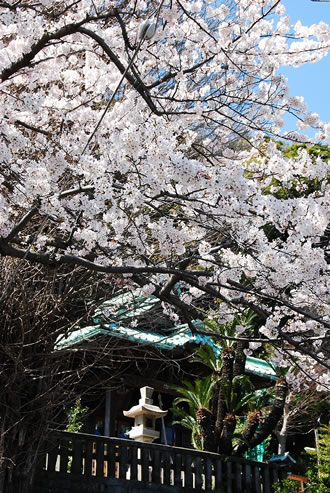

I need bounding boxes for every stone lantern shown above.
[123,386,167,443]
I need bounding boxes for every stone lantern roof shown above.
[124,386,168,419]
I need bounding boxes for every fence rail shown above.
[37,431,284,493]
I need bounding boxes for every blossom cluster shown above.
[0,1,329,387]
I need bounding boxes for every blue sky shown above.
[279,0,330,136]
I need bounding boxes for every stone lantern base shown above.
[128,425,160,443]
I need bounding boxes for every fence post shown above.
[262,464,271,493]
[234,462,243,493]
[152,448,161,483]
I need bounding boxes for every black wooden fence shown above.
[35,431,284,493]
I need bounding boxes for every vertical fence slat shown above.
[36,446,47,472]
[95,439,104,477]
[184,454,193,490]
[174,452,182,487]
[226,461,232,493]
[205,457,213,491]
[194,456,203,490]
[84,439,93,477]
[253,465,262,493]
[130,446,137,480]
[47,448,58,472]
[152,449,161,483]
[106,442,116,478]
[215,458,223,491]
[162,450,171,485]
[141,447,149,482]
[71,439,82,475]
[234,462,242,493]
[0,463,6,493]
[244,463,252,493]
[119,445,128,479]
[59,439,69,473]
[262,464,271,493]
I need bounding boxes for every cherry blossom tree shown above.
[0,0,329,393]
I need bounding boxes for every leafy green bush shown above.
[272,479,299,493]
[66,398,87,433]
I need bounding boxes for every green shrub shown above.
[66,398,87,433]
[272,479,299,493]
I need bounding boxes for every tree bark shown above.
[214,386,226,450]
[215,346,234,450]
[219,413,236,456]
[221,347,235,382]
[196,407,216,452]
[237,410,261,455]
[276,391,292,455]
[233,341,247,379]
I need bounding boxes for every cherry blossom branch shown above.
[176,0,218,43]
[0,240,213,277]
[278,325,329,368]
[145,55,215,90]
[232,1,281,45]
[5,206,39,242]
[225,280,330,329]
[15,119,51,136]
[0,12,118,82]
[76,26,163,116]
[159,256,193,297]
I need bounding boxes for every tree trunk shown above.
[276,391,292,455]
[210,376,221,418]
[233,341,247,378]
[215,347,234,450]
[221,346,234,382]
[235,410,260,456]
[219,413,236,456]
[196,407,216,452]
[277,431,287,456]
[214,386,226,450]
[232,341,248,406]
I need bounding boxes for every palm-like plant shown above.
[192,344,223,425]
[219,375,254,414]
[201,310,258,446]
[173,309,286,457]
[172,376,216,451]
[172,376,215,414]
[192,344,222,375]
[217,374,252,455]
[172,407,203,450]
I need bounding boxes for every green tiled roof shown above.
[56,323,277,380]
[56,289,277,380]
[56,323,203,351]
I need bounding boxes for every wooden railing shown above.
[37,431,284,493]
